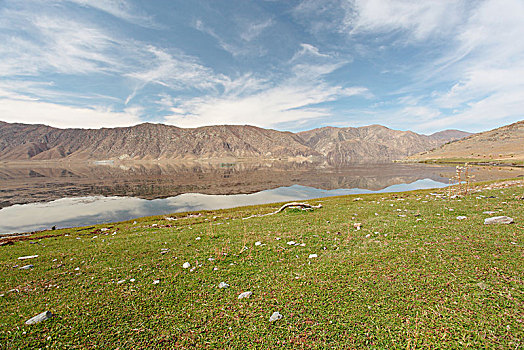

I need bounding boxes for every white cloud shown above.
[0,9,125,77]
[164,82,369,129]
[61,0,156,27]
[240,19,274,42]
[0,98,142,128]
[421,0,524,130]
[342,0,465,41]
[291,43,332,62]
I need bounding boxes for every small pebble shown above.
[269,311,283,322]
[238,291,252,299]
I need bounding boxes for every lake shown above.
[1,161,521,234]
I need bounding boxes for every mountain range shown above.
[409,120,524,164]
[0,121,471,164]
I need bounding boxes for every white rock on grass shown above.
[456,216,467,220]
[484,216,514,225]
[269,311,283,322]
[287,241,295,245]
[25,311,53,325]
[19,265,33,270]
[238,291,253,299]
[18,255,38,261]
[308,254,318,259]
[255,241,262,246]
[182,262,191,269]
[116,279,126,284]
[152,279,160,285]
[218,282,229,289]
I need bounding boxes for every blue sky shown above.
[0,0,523,133]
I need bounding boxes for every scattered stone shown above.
[238,291,252,299]
[18,255,38,261]
[476,282,489,290]
[25,311,53,325]
[354,223,362,230]
[116,279,126,284]
[152,279,160,285]
[255,241,262,246]
[196,237,201,240]
[287,241,295,245]
[308,254,318,259]
[456,216,467,220]
[484,216,514,225]
[130,278,136,282]
[218,282,229,289]
[19,264,33,270]
[483,211,497,214]
[183,262,191,269]
[74,267,80,271]
[269,311,283,322]
[300,243,306,247]
[100,228,109,232]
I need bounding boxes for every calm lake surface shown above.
[1,161,520,234]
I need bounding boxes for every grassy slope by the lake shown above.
[1,180,523,349]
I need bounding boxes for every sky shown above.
[0,0,523,134]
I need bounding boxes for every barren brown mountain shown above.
[0,122,318,161]
[408,120,524,164]
[298,125,471,165]
[0,121,470,163]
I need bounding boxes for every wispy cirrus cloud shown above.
[0,98,142,129]
[163,44,367,129]
[60,0,157,27]
[163,82,369,129]
[342,0,465,41]
[295,0,524,132]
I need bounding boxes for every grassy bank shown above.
[417,158,524,167]
[1,180,523,349]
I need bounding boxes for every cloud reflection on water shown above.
[0,179,447,235]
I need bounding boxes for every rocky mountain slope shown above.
[298,125,471,165]
[0,121,470,163]
[0,122,318,161]
[408,120,524,164]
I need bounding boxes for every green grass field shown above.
[1,180,523,349]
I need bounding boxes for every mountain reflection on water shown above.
[2,160,519,234]
[0,179,448,235]
[0,161,457,208]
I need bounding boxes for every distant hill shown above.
[429,129,472,141]
[297,125,471,165]
[0,121,470,163]
[408,120,524,164]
